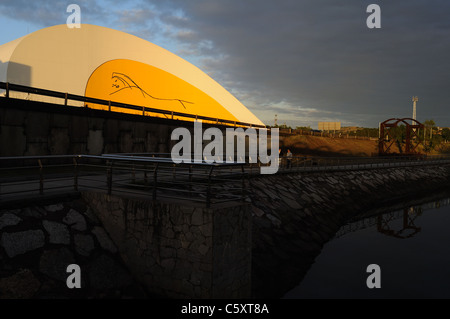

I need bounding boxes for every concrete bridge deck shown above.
[2,154,450,207]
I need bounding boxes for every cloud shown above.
[117,8,156,27]
[138,0,450,127]
[2,0,450,128]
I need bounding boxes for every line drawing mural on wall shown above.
[110,72,194,110]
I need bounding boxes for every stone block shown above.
[42,220,70,245]
[70,116,89,140]
[74,234,95,256]
[0,125,26,156]
[191,209,203,226]
[25,113,49,140]
[87,129,104,155]
[160,247,176,259]
[199,224,212,237]
[63,209,87,231]
[48,127,70,154]
[88,117,104,131]
[50,113,70,128]
[39,248,75,281]
[132,122,147,139]
[0,108,26,126]
[119,131,133,153]
[44,204,64,212]
[198,244,209,256]
[161,258,176,271]
[0,213,22,230]
[103,119,119,143]
[0,269,41,299]
[1,230,45,258]
[145,131,159,153]
[21,207,46,218]
[91,226,117,253]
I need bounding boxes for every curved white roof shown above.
[0,24,263,126]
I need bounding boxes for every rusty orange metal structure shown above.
[376,208,421,239]
[378,118,424,155]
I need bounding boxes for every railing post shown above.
[5,82,9,98]
[73,157,78,191]
[38,159,44,195]
[188,165,193,196]
[206,166,214,208]
[144,165,148,185]
[64,92,68,106]
[107,161,113,195]
[108,100,111,112]
[241,164,246,203]
[153,163,158,201]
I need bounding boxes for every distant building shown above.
[318,122,341,131]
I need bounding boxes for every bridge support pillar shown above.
[81,191,252,298]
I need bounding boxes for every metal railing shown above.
[101,152,450,174]
[0,154,247,207]
[274,154,450,172]
[1,153,449,206]
[284,128,379,140]
[0,81,267,129]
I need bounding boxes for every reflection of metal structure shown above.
[378,118,425,155]
[335,198,450,239]
[376,207,422,239]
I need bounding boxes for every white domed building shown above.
[0,24,263,127]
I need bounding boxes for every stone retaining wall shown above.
[0,199,146,298]
[2,163,450,299]
[81,192,251,299]
[249,164,450,298]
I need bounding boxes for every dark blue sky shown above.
[1,0,449,128]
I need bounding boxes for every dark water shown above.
[284,194,450,299]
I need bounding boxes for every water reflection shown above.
[376,208,421,239]
[335,197,450,240]
[284,194,450,299]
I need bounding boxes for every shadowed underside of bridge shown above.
[0,95,207,158]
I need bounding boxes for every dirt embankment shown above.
[280,134,378,157]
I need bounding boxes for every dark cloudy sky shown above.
[1,0,449,128]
